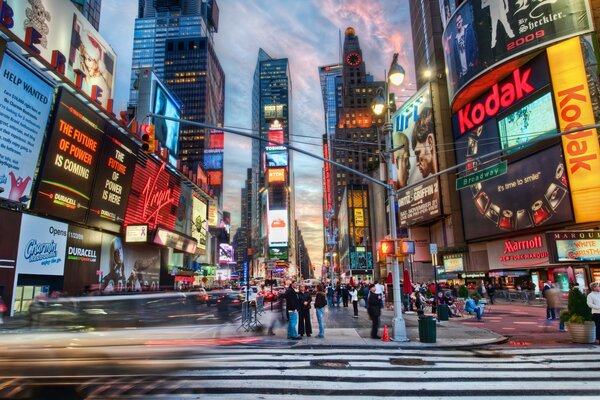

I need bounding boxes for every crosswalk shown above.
[1,346,599,399]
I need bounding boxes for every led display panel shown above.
[152,85,180,166]
[268,168,286,183]
[203,150,224,170]
[208,170,223,186]
[191,196,208,255]
[87,125,136,233]
[265,146,288,168]
[34,89,104,223]
[0,52,54,206]
[268,209,288,247]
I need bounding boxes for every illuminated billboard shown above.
[219,243,233,264]
[547,231,600,263]
[268,168,286,183]
[34,89,104,223]
[153,84,180,165]
[269,247,288,260]
[124,154,181,230]
[265,146,288,168]
[0,52,54,206]
[443,254,464,273]
[268,209,288,247]
[443,0,593,103]
[16,214,67,276]
[268,129,284,145]
[2,0,117,110]
[191,196,208,255]
[204,150,224,170]
[87,126,137,233]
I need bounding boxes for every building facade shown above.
[71,0,102,30]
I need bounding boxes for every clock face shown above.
[346,52,362,67]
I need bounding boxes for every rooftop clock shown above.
[345,52,362,67]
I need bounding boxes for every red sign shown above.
[269,129,284,145]
[457,67,534,135]
[207,130,224,149]
[124,153,180,230]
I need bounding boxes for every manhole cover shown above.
[310,360,349,368]
[389,358,434,366]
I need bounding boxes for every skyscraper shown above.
[129,0,224,173]
[71,0,102,30]
[250,49,296,278]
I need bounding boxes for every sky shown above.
[100,0,414,268]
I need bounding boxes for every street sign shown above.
[456,161,507,190]
[429,243,438,255]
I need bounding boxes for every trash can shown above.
[418,315,437,343]
[437,304,449,321]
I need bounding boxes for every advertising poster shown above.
[63,225,102,294]
[265,146,288,168]
[443,0,593,102]
[123,154,181,230]
[546,231,600,263]
[0,53,54,205]
[34,89,104,223]
[349,249,372,270]
[152,85,180,166]
[410,226,431,263]
[99,234,160,293]
[458,145,574,240]
[203,150,224,170]
[175,184,192,236]
[191,196,208,255]
[397,177,441,226]
[269,247,288,260]
[218,243,233,264]
[16,214,68,276]
[4,0,117,110]
[87,125,136,233]
[268,209,288,247]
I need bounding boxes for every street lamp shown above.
[371,53,409,342]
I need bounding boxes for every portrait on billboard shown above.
[153,85,181,165]
[392,85,438,189]
[69,14,115,110]
[443,0,593,102]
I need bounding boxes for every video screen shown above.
[153,85,180,166]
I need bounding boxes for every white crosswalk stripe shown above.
[2,346,599,399]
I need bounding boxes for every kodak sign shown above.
[548,37,600,222]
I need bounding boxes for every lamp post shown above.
[372,53,408,342]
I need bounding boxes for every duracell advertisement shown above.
[33,89,104,223]
[87,125,136,233]
[63,225,102,294]
[458,144,574,240]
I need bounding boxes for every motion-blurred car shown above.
[207,289,243,306]
[196,288,209,304]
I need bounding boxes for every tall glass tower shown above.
[129,0,224,172]
[71,0,102,30]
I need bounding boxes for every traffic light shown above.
[141,124,155,154]
[379,240,396,257]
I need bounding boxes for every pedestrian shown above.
[464,295,482,320]
[415,290,427,316]
[375,280,385,308]
[542,281,554,319]
[314,284,327,338]
[586,281,600,345]
[367,284,382,339]
[327,284,334,307]
[284,282,301,340]
[335,283,342,307]
[477,281,487,299]
[267,289,286,336]
[486,282,496,305]
[0,296,6,324]
[362,285,370,309]
[544,284,560,320]
[298,284,313,337]
[349,286,359,318]
[341,284,349,307]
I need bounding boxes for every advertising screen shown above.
[458,145,574,240]
[16,214,68,276]
[123,154,181,230]
[268,129,284,145]
[152,84,180,166]
[63,225,102,294]
[208,170,223,186]
[34,89,104,223]
[265,147,288,168]
[3,0,117,110]
[546,231,600,263]
[203,150,224,170]
[443,0,593,102]
[124,225,148,243]
[99,234,160,293]
[219,243,233,264]
[269,247,288,260]
[0,53,54,206]
[191,196,208,255]
[268,168,286,184]
[350,249,372,270]
[443,254,464,273]
[207,130,224,149]
[498,92,557,153]
[268,209,288,247]
[87,126,137,232]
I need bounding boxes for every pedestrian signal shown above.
[141,124,155,154]
[379,240,395,257]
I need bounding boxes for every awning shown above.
[153,226,198,254]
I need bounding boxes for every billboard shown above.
[34,89,104,223]
[123,154,181,230]
[265,146,288,168]
[0,52,54,206]
[458,145,573,240]
[269,247,288,260]
[191,195,208,255]
[87,126,137,233]
[16,214,67,276]
[2,0,117,110]
[204,150,224,170]
[268,168,286,183]
[443,254,465,273]
[443,0,593,103]
[153,84,180,166]
[548,37,600,223]
[99,234,160,292]
[63,225,102,294]
[397,177,441,226]
[268,209,288,247]
[546,231,600,263]
[218,243,233,264]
